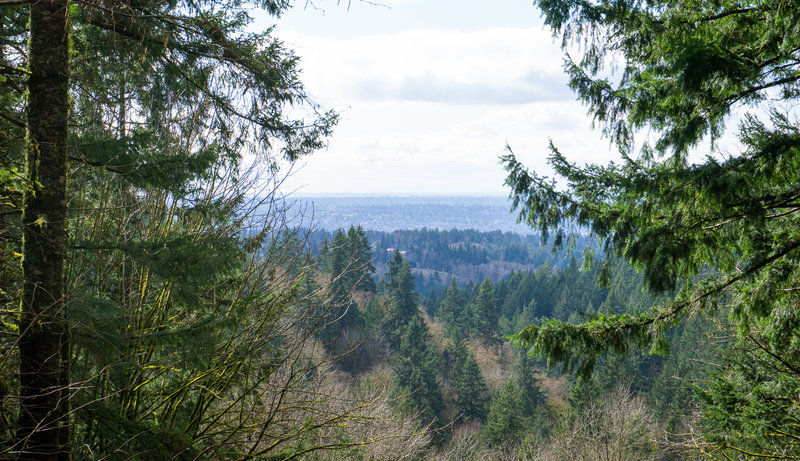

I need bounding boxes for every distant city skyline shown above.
[254,0,619,196]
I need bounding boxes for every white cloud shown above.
[281,98,612,194]
[265,2,757,197]
[281,27,569,107]
[273,24,617,195]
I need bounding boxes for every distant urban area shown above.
[292,195,537,233]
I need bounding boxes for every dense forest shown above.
[297,225,716,458]
[2,0,800,459]
[305,227,591,290]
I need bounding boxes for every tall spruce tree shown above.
[503,0,800,455]
[483,378,528,447]
[514,351,547,418]
[319,229,363,346]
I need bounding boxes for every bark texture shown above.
[17,0,70,459]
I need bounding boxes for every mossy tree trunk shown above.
[17,0,70,459]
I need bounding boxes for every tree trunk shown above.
[17,1,71,459]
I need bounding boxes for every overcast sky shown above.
[259,0,619,196]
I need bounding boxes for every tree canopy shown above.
[504,0,800,376]
[2,0,338,457]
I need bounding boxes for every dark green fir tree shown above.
[394,316,444,425]
[453,346,488,422]
[436,278,465,328]
[471,278,498,341]
[346,225,377,293]
[483,378,528,447]
[384,250,420,345]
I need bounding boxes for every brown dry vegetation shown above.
[539,375,569,410]
[469,339,513,393]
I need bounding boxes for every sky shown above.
[256,0,619,196]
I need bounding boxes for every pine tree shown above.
[319,230,363,346]
[511,299,538,336]
[347,225,377,293]
[453,345,488,422]
[514,351,547,417]
[694,340,800,458]
[423,287,440,316]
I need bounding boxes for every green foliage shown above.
[505,0,800,373]
[317,229,364,347]
[346,225,377,293]
[0,0,352,456]
[471,279,498,340]
[483,378,529,447]
[649,317,716,431]
[504,0,800,455]
[448,335,488,422]
[696,332,800,459]
[514,351,547,419]
[0,8,24,434]
[436,278,465,328]
[454,354,487,421]
[384,250,420,343]
[305,227,592,295]
[394,316,444,424]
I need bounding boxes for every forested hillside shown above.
[291,225,720,458]
[3,0,800,459]
[306,227,591,290]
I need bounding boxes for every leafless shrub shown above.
[533,383,661,461]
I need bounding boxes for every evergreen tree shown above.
[447,333,488,422]
[422,287,440,316]
[695,340,800,458]
[17,1,71,455]
[436,278,465,329]
[483,378,528,447]
[4,0,337,457]
[394,316,443,424]
[328,230,351,293]
[511,299,538,336]
[471,278,498,341]
[454,348,488,422]
[347,225,377,293]
[363,298,385,333]
[319,229,363,346]
[504,0,800,392]
[649,317,715,432]
[385,250,419,343]
[514,351,547,417]
[565,376,603,415]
